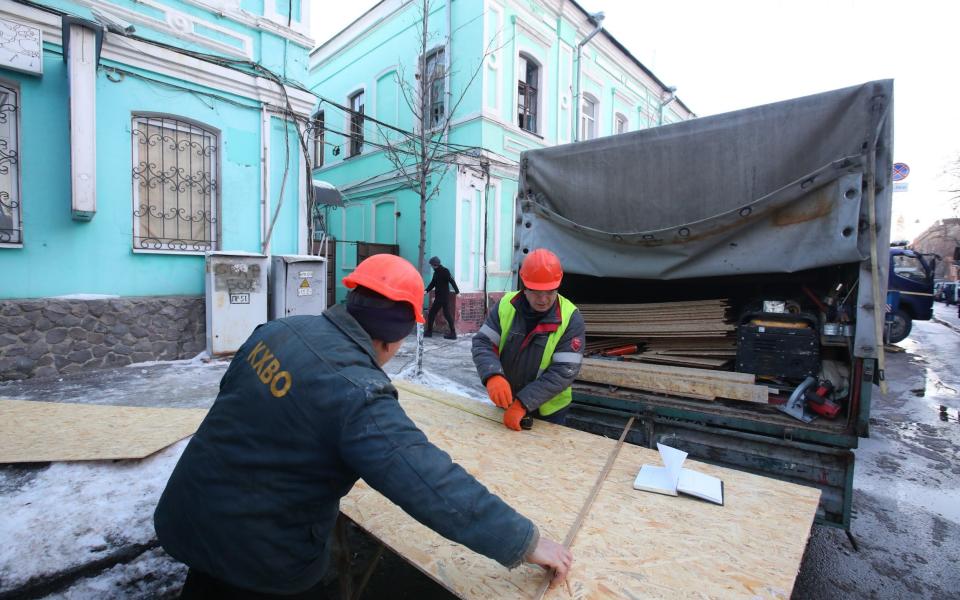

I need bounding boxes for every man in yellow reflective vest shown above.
[472,249,586,431]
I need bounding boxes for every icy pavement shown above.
[0,332,486,599]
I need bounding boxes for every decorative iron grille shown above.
[131,115,219,252]
[0,83,20,245]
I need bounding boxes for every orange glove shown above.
[504,400,527,431]
[485,375,512,408]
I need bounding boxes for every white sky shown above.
[309,0,960,240]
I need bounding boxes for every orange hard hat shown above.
[343,254,426,323]
[520,248,563,291]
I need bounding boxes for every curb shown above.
[932,317,960,334]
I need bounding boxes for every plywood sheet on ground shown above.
[341,381,821,599]
[0,399,207,463]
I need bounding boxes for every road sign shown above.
[892,162,910,181]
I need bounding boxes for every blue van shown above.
[887,246,937,343]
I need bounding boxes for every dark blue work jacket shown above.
[154,304,537,594]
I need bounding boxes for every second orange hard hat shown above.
[343,254,426,323]
[519,248,563,291]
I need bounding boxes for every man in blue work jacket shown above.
[154,254,572,598]
[472,249,586,431]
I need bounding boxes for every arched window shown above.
[615,112,628,135]
[348,90,365,156]
[131,115,219,252]
[580,94,597,140]
[517,53,540,134]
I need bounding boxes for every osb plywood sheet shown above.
[0,399,207,463]
[341,381,821,600]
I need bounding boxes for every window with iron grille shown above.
[0,82,20,246]
[349,91,364,157]
[517,54,539,134]
[424,48,445,129]
[131,115,219,253]
[312,111,324,168]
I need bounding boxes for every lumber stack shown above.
[579,299,733,338]
[577,357,771,404]
[579,299,736,369]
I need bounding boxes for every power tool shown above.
[805,380,841,419]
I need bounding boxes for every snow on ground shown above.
[0,440,188,593]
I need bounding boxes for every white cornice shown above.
[175,0,314,47]
[2,1,314,115]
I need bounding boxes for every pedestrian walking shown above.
[424,255,459,339]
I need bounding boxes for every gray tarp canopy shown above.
[517,80,893,357]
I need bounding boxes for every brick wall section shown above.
[424,292,507,334]
[0,296,205,381]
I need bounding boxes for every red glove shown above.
[486,375,512,408]
[503,400,527,431]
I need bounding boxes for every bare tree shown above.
[363,0,506,375]
[373,0,502,273]
[949,154,960,211]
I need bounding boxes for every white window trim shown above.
[346,86,366,158]
[341,204,366,269]
[513,45,548,140]
[0,80,22,248]
[421,45,448,132]
[130,114,221,255]
[482,3,504,115]
[615,112,628,135]
[580,93,598,141]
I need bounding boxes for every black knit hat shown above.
[429,256,441,266]
[346,287,415,343]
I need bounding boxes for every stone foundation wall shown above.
[0,296,205,381]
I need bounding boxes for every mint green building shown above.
[308,0,693,330]
[0,1,317,379]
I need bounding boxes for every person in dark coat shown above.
[424,255,460,339]
[154,254,572,598]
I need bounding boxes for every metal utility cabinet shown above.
[270,254,328,319]
[205,251,269,357]
[515,80,894,530]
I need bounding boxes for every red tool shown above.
[601,344,638,357]
[805,380,841,418]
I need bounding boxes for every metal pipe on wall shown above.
[573,12,604,142]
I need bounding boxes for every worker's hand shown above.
[526,537,573,588]
[503,400,527,431]
[485,375,512,408]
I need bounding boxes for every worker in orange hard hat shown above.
[472,248,586,431]
[156,253,573,597]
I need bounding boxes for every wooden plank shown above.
[341,381,821,599]
[577,362,769,404]
[583,357,756,384]
[624,353,730,369]
[0,399,207,463]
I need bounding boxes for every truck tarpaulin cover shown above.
[517,80,893,357]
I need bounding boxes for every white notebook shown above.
[633,443,724,505]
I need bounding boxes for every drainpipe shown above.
[573,11,604,142]
[446,0,453,143]
[261,105,270,255]
[657,86,677,126]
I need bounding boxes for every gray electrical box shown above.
[205,251,269,357]
[270,254,328,319]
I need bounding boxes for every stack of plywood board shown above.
[341,381,820,599]
[580,299,737,369]
[577,357,771,404]
[579,299,733,338]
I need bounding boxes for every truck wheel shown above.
[888,309,912,344]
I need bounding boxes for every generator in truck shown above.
[514,80,893,529]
